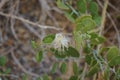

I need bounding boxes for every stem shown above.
[97,0,109,52]
[99,0,109,35]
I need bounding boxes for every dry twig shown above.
[97,0,120,49]
[0,12,62,30]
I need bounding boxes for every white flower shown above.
[52,33,69,51]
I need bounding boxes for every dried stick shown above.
[0,0,8,9]
[23,22,42,39]
[97,0,120,49]
[0,47,16,57]
[0,74,18,78]
[0,12,62,31]
[10,0,20,40]
[97,0,109,52]
[38,0,59,26]
[108,2,120,13]
[99,0,109,35]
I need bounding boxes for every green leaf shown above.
[31,40,37,49]
[89,1,98,15]
[35,50,43,62]
[86,0,92,2]
[55,50,67,58]
[93,15,101,25]
[3,68,11,74]
[69,75,78,80]
[114,68,120,80]
[75,15,96,33]
[65,12,75,22]
[107,46,119,61]
[77,0,87,13]
[43,74,49,80]
[83,45,91,54]
[67,46,80,58]
[60,62,67,74]
[51,62,58,74]
[43,34,55,43]
[22,74,28,80]
[36,77,42,80]
[0,56,6,66]
[90,32,106,45]
[55,77,62,80]
[56,0,69,10]
[73,62,79,75]
[87,63,100,77]
[50,48,68,58]
[85,54,92,65]
[89,1,100,25]
[108,56,120,66]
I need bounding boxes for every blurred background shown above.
[0,0,120,80]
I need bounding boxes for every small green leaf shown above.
[93,15,101,25]
[73,62,79,75]
[3,68,11,74]
[51,62,58,74]
[75,15,96,33]
[114,68,120,80]
[65,12,75,22]
[86,0,93,2]
[50,48,67,58]
[31,40,37,49]
[36,77,42,80]
[89,1,98,15]
[55,50,67,58]
[60,62,67,74]
[107,46,119,61]
[85,54,92,65]
[55,77,62,80]
[43,34,55,43]
[77,0,87,13]
[56,0,69,10]
[67,46,80,58]
[90,33,106,45]
[108,56,120,66]
[69,75,78,80]
[87,63,100,77]
[83,45,91,54]
[22,74,28,80]
[35,50,43,62]
[43,74,49,80]
[0,56,6,66]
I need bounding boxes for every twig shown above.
[81,63,87,80]
[99,0,109,35]
[0,47,16,57]
[10,0,20,40]
[11,51,39,77]
[97,0,109,52]
[38,0,59,26]
[23,22,42,39]
[108,2,120,13]
[107,14,120,49]
[97,0,120,49]
[0,74,18,78]
[0,0,8,9]
[0,12,62,31]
